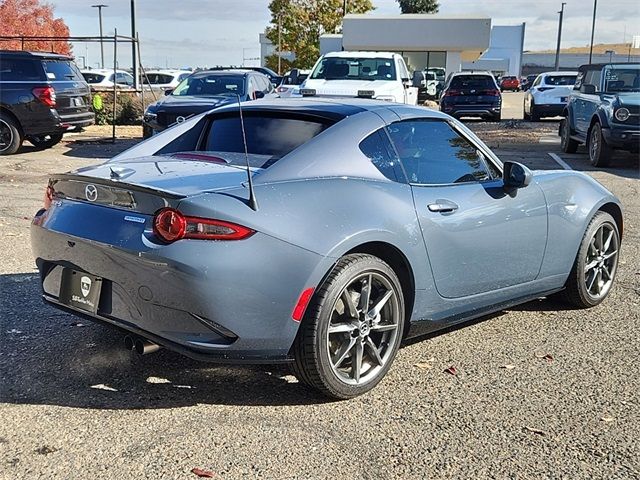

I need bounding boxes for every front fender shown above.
[593,107,611,129]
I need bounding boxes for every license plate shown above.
[59,269,102,314]
[71,97,84,107]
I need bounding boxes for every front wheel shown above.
[27,133,63,150]
[560,212,620,308]
[292,254,405,399]
[588,122,613,167]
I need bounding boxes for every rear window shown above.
[146,73,174,84]
[545,75,576,86]
[0,57,45,81]
[200,114,330,168]
[43,60,84,81]
[450,75,495,89]
[82,72,106,83]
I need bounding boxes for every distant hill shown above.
[528,43,639,55]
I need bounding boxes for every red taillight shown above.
[292,287,315,322]
[444,89,462,97]
[485,89,501,96]
[43,185,55,209]
[153,208,254,243]
[32,86,56,107]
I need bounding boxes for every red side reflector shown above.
[292,287,315,322]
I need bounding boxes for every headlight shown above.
[375,95,396,102]
[614,107,630,122]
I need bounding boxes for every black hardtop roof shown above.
[0,50,72,60]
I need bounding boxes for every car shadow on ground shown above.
[1,273,578,410]
[0,273,330,409]
[562,148,640,180]
[61,138,141,159]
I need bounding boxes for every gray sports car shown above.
[31,98,623,399]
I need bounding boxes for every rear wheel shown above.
[560,212,619,308]
[560,118,579,153]
[292,254,405,399]
[588,122,613,167]
[0,113,22,155]
[27,133,63,150]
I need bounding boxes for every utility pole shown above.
[130,0,139,90]
[92,4,108,69]
[589,0,597,63]
[343,0,347,16]
[554,3,566,71]
[277,13,282,75]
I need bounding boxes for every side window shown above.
[583,69,602,92]
[359,130,405,183]
[574,70,585,90]
[386,120,492,185]
[532,75,542,87]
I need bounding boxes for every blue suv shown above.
[560,63,639,167]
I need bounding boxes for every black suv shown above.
[439,72,502,122]
[0,51,94,155]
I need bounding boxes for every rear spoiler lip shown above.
[49,173,187,199]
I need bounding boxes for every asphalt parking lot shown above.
[1,94,639,479]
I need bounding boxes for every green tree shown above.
[265,0,374,72]
[396,0,439,14]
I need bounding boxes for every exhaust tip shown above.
[134,338,161,355]
[124,335,135,351]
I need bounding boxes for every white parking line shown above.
[548,152,572,170]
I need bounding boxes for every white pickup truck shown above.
[300,51,418,105]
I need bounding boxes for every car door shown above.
[396,56,417,105]
[574,67,602,133]
[386,119,548,298]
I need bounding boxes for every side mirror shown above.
[254,91,265,99]
[503,161,532,189]
[581,84,596,94]
[164,88,173,96]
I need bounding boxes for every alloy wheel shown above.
[583,223,619,300]
[326,272,400,385]
[589,127,600,161]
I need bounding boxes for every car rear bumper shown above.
[24,109,94,136]
[533,104,565,117]
[30,204,325,363]
[441,104,501,118]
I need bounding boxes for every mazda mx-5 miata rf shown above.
[31,98,623,399]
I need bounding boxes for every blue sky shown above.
[51,0,640,69]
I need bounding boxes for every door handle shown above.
[427,200,459,213]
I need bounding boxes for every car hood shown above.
[303,78,397,96]
[616,94,640,108]
[72,153,265,196]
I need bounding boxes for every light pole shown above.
[277,13,282,75]
[554,3,566,71]
[92,4,108,69]
[588,0,597,63]
[130,0,139,90]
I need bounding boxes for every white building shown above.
[462,24,526,77]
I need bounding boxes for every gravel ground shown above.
[1,108,639,479]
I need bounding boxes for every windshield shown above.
[172,74,245,97]
[545,75,576,86]
[604,67,640,93]
[310,57,397,81]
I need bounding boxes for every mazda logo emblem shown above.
[176,116,186,124]
[85,184,98,202]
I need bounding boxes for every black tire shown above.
[560,117,579,153]
[587,122,613,167]
[560,212,620,308]
[27,133,63,150]
[142,124,153,139]
[530,103,540,122]
[0,113,23,155]
[292,254,405,399]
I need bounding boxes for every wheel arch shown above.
[598,202,623,238]
[0,106,24,136]
[344,241,416,337]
